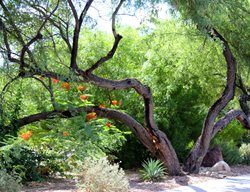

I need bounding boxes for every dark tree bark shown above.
[0,0,181,175]
[184,29,237,173]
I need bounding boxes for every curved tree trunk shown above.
[7,104,181,175]
[0,0,182,175]
[184,29,237,173]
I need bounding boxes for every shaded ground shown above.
[21,178,77,192]
[21,165,250,192]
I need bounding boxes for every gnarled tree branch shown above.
[185,28,237,173]
[85,0,124,74]
[68,0,94,69]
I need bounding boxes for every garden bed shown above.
[21,165,250,192]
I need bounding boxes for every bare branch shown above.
[0,18,20,64]
[112,0,125,37]
[237,75,248,95]
[25,2,72,51]
[79,0,94,26]
[67,0,78,21]
[32,76,57,110]
[68,0,94,69]
[1,76,21,96]
[84,35,122,74]
[0,1,36,64]
[85,0,124,74]
[19,0,60,73]
[212,109,250,138]
[239,94,250,116]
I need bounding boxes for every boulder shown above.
[202,145,223,167]
[211,160,231,173]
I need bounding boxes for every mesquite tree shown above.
[0,0,182,175]
[1,0,250,175]
[167,0,250,173]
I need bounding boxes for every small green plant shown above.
[0,169,22,192]
[77,157,129,192]
[140,158,166,181]
[239,143,250,165]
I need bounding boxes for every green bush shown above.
[213,140,242,165]
[0,136,44,182]
[239,143,250,165]
[140,158,166,181]
[0,169,22,192]
[77,157,129,192]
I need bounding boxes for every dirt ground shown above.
[21,165,250,192]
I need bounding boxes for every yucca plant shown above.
[140,158,166,181]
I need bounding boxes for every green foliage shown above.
[0,136,43,182]
[24,115,128,171]
[0,169,22,192]
[0,136,61,182]
[77,157,129,192]
[213,140,242,165]
[239,143,250,165]
[114,134,150,169]
[213,121,248,165]
[140,158,166,181]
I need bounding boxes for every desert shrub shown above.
[77,157,129,192]
[0,169,22,192]
[140,158,166,181]
[239,143,250,165]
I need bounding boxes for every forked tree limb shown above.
[212,109,250,138]
[184,28,237,173]
[20,0,60,71]
[85,0,124,74]
[68,0,94,69]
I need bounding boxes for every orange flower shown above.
[106,122,111,128]
[77,85,87,91]
[86,112,96,121]
[61,82,70,91]
[63,131,70,137]
[99,104,105,109]
[21,131,32,141]
[80,95,89,101]
[52,78,60,83]
[111,100,118,105]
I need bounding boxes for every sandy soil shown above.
[21,165,250,192]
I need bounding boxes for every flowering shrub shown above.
[77,85,87,91]
[99,104,105,108]
[63,131,70,137]
[80,95,88,101]
[20,130,32,141]
[61,82,70,91]
[86,112,97,121]
[52,78,60,83]
[111,100,118,105]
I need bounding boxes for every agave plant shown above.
[140,158,166,181]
